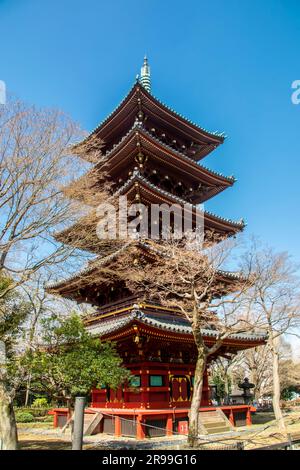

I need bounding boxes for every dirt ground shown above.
[17,410,300,450]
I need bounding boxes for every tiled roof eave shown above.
[140,83,225,141]
[115,170,245,229]
[72,83,137,150]
[72,82,225,151]
[46,238,246,292]
[85,310,267,343]
[46,242,132,290]
[99,122,235,185]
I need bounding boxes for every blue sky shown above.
[1,0,300,262]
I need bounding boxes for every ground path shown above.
[17,410,300,450]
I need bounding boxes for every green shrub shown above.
[15,407,49,417]
[15,411,34,423]
[32,414,53,423]
[42,414,53,423]
[31,397,49,408]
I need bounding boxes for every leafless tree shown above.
[241,242,300,431]
[210,354,244,404]
[0,97,86,299]
[0,96,86,449]
[94,236,260,446]
[279,361,300,397]
[232,345,273,400]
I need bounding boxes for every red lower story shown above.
[49,363,256,439]
[50,404,255,439]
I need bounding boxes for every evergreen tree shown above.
[13,313,130,410]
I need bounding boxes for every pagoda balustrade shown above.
[86,295,141,321]
[85,297,185,325]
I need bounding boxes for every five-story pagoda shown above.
[47,58,265,439]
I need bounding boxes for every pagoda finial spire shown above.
[140,55,151,92]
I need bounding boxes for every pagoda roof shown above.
[73,82,225,161]
[77,122,235,204]
[46,241,133,294]
[54,171,244,252]
[115,170,244,232]
[85,310,267,348]
[46,241,246,300]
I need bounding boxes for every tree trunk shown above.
[24,373,31,407]
[271,335,286,432]
[224,374,230,405]
[24,328,36,407]
[188,350,207,447]
[67,398,74,439]
[251,367,259,401]
[254,388,260,402]
[0,381,18,450]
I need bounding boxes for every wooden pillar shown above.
[246,407,252,426]
[136,415,145,440]
[166,415,173,436]
[229,409,235,426]
[115,416,121,437]
[141,370,150,407]
[53,412,58,428]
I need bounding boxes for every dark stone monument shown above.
[238,377,255,404]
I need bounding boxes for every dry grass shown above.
[19,438,71,451]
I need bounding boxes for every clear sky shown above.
[1,0,300,263]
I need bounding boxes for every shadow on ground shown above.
[20,440,71,450]
[252,412,275,425]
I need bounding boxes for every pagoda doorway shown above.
[169,375,191,403]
